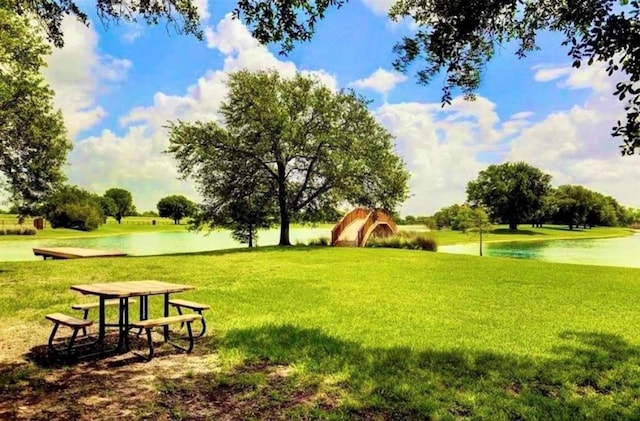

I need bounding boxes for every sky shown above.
[38,0,640,216]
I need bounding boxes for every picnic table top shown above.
[70,280,194,298]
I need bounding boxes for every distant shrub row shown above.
[366,231,438,251]
[0,225,37,236]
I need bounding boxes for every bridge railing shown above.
[331,207,368,245]
[357,209,397,247]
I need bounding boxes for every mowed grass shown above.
[2,247,640,419]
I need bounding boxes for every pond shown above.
[0,227,331,262]
[439,233,640,269]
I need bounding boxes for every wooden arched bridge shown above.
[331,208,398,247]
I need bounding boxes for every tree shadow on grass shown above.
[206,325,640,420]
[540,226,587,232]
[4,327,640,420]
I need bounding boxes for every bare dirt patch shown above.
[0,332,338,420]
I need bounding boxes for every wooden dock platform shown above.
[33,247,127,260]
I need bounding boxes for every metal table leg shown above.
[97,297,106,343]
[163,293,170,341]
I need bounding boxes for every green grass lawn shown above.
[2,247,640,419]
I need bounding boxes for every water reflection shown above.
[440,234,640,268]
[0,228,330,262]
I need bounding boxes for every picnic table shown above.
[70,280,195,353]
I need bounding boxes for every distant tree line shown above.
[4,184,197,232]
[401,162,640,231]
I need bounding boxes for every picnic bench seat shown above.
[131,314,202,360]
[168,299,210,337]
[72,298,137,336]
[46,313,93,357]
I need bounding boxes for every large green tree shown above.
[188,159,277,248]
[389,0,640,155]
[157,194,195,224]
[168,70,409,246]
[551,185,595,230]
[103,187,133,224]
[467,162,552,230]
[0,3,71,215]
[42,185,104,231]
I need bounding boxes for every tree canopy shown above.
[13,0,341,53]
[389,0,640,155]
[42,185,104,231]
[157,194,195,224]
[467,162,552,230]
[168,70,409,246]
[12,0,202,48]
[0,3,71,215]
[104,187,133,224]
[548,185,633,229]
[189,158,277,248]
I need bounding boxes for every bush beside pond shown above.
[296,237,331,246]
[366,231,437,251]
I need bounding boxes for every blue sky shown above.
[40,0,640,215]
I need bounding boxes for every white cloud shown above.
[359,0,396,15]
[43,17,131,139]
[348,68,407,98]
[375,97,541,215]
[121,22,143,43]
[533,61,613,93]
[506,87,640,207]
[510,111,534,120]
[67,127,199,209]
[193,0,210,21]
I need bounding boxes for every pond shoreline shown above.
[471,229,637,246]
[439,233,640,269]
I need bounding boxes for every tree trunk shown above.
[248,225,254,248]
[509,220,517,230]
[279,212,291,246]
[277,164,291,246]
[117,215,121,224]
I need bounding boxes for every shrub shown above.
[0,225,37,235]
[49,203,102,231]
[43,185,104,231]
[308,237,330,246]
[366,231,437,251]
